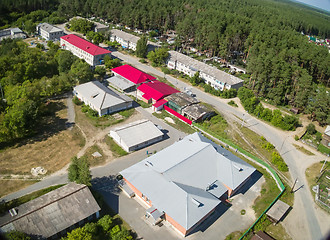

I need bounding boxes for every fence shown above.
[192,122,286,239]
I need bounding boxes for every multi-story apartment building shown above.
[60,34,111,66]
[36,23,64,41]
[167,51,244,91]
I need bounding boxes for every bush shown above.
[81,104,99,118]
[306,123,316,135]
[294,135,299,141]
[161,67,171,74]
[72,96,82,105]
[228,100,238,107]
[271,152,289,171]
[139,58,147,63]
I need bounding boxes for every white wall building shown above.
[0,28,26,42]
[36,23,64,41]
[110,29,139,51]
[167,51,244,91]
[60,34,111,66]
[73,81,133,116]
[110,119,164,152]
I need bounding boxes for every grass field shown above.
[0,100,82,176]
[82,145,106,167]
[0,180,39,198]
[105,136,128,157]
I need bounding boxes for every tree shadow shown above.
[91,176,120,214]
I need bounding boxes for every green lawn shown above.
[105,136,128,157]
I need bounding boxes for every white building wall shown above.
[60,38,95,66]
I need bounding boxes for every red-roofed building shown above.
[60,34,111,66]
[111,65,156,86]
[137,81,179,105]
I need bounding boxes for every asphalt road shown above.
[111,50,329,240]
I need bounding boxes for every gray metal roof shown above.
[121,132,255,230]
[106,76,135,91]
[111,29,140,44]
[168,51,244,86]
[165,92,199,108]
[37,23,63,33]
[182,104,213,120]
[110,119,164,148]
[266,200,290,222]
[74,81,132,111]
[0,183,100,238]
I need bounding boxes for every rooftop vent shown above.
[91,92,99,98]
[191,198,202,207]
[146,161,153,166]
[233,164,243,171]
[9,208,18,217]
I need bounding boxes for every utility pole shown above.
[320,158,328,173]
[291,178,298,193]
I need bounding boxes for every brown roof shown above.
[0,183,100,238]
[251,231,275,240]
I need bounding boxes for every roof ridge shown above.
[163,142,213,174]
[0,184,87,227]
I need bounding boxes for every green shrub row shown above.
[238,87,299,131]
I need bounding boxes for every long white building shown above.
[110,29,139,51]
[36,23,64,41]
[167,51,244,91]
[60,34,111,66]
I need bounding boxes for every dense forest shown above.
[0,0,329,129]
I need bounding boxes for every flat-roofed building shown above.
[120,132,256,236]
[0,183,100,239]
[167,51,244,91]
[110,119,164,152]
[73,81,133,116]
[106,75,136,93]
[110,29,140,51]
[36,23,64,41]
[0,28,26,42]
[60,34,111,66]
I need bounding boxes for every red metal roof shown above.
[137,81,179,101]
[111,65,156,84]
[153,99,167,108]
[60,34,111,56]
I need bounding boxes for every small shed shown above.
[266,200,290,223]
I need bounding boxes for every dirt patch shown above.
[0,180,39,198]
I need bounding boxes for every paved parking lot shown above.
[95,171,264,240]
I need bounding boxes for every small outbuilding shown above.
[321,125,330,148]
[109,119,164,152]
[266,200,290,223]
